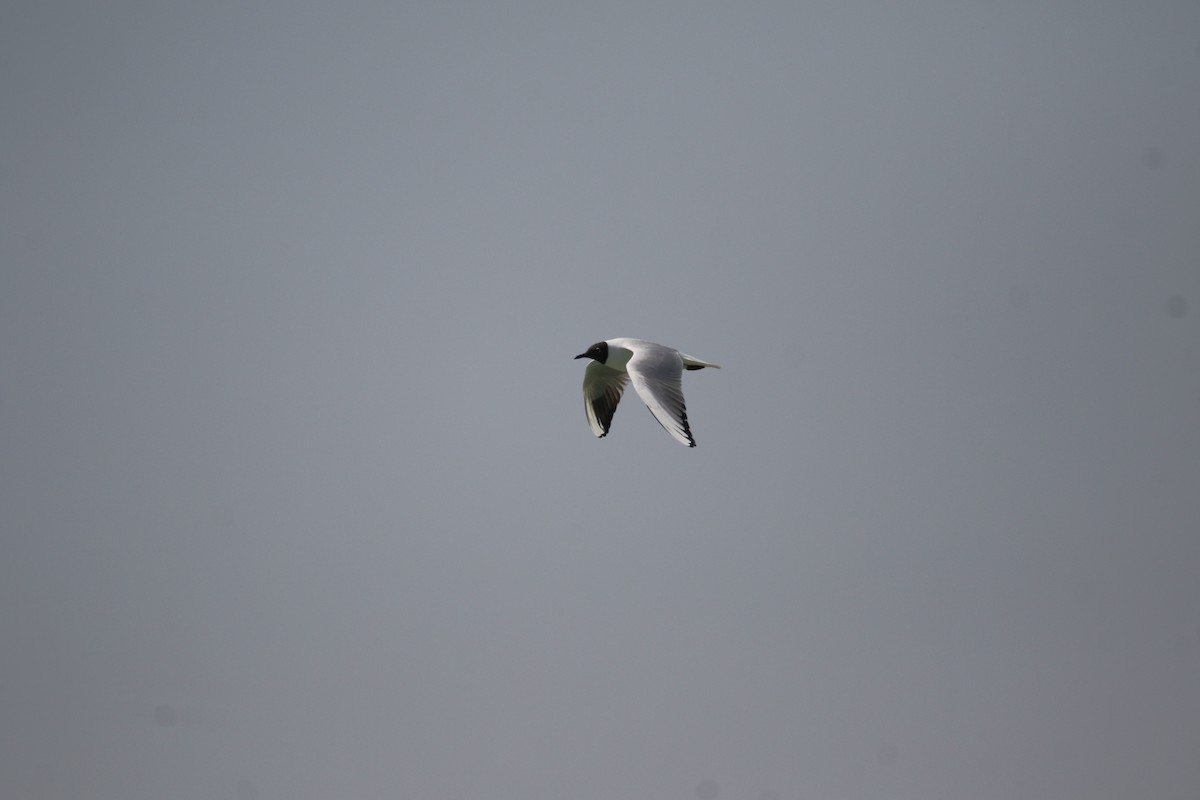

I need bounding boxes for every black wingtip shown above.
[680,409,696,447]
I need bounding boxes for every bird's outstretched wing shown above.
[582,361,628,438]
[627,358,695,447]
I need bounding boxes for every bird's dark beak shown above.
[574,353,588,360]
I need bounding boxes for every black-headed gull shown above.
[574,338,720,447]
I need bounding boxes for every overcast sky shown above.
[2,2,1198,799]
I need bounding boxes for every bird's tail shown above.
[680,354,721,370]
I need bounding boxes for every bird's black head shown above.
[574,341,608,364]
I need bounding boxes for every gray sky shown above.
[2,2,1198,798]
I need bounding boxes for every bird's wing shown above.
[627,356,695,447]
[582,361,629,438]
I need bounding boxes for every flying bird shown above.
[574,338,720,447]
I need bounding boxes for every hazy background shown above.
[2,2,1198,798]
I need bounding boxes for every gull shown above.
[574,338,721,447]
